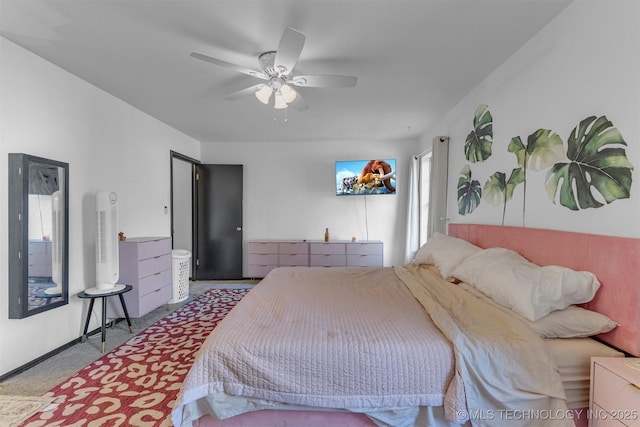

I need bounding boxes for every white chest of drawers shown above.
[108,237,172,318]
[589,357,640,427]
[248,240,383,277]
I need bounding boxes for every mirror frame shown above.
[8,153,69,318]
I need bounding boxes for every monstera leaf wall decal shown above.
[545,115,634,210]
[457,165,482,215]
[483,168,524,225]
[508,129,564,223]
[464,104,493,163]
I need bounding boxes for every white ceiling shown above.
[0,0,572,143]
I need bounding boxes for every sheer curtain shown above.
[427,137,449,237]
[403,155,422,263]
[404,137,449,264]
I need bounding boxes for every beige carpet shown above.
[0,395,55,427]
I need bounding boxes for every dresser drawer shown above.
[138,253,171,278]
[28,264,52,276]
[591,403,627,427]
[310,242,345,255]
[347,254,383,267]
[249,242,279,254]
[250,253,278,265]
[137,268,172,297]
[29,252,51,266]
[278,242,308,255]
[28,241,51,254]
[134,238,172,260]
[310,254,347,267]
[346,242,383,255]
[279,254,308,266]
[137,284,172,316]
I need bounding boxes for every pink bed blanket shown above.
[173,266,459,426]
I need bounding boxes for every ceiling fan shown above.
[191,27,357,110]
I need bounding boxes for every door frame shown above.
[169,150,199,278]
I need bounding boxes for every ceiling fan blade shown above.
[191,52,267,80]
[290,74,357,88]
[224,84,264,101]
[274,27,305,74]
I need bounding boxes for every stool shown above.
[78,285,133,353]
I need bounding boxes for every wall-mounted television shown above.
[336,159,396,196]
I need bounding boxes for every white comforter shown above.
[172,265,572,427]
[173,267,458,426]
[396,264,573,427]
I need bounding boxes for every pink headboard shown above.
[449,224,640,357]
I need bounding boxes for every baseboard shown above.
[0,320,123,381]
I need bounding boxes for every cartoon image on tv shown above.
[336,159,396,196]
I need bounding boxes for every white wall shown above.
[0,37,201,376]
[419,0,640,238]
[201,139,421,272]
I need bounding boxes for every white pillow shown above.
[450,247,601,321]
[528,306,617,338]
[458,282,617,338]
[413,232,481,278]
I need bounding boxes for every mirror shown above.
[8,153,69,318]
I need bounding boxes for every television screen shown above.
[336,159,396,196]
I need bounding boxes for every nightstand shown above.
[589,357,640,427]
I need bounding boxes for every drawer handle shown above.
[630,382,640,392]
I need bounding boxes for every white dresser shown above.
[248,240,383,278]
[589,357,640,427]
[108,237,172,318]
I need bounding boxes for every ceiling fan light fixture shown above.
[280,84,297,103]
[255,85,273,104]
[273,91,288,109]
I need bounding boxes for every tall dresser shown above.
[108,237,172,318]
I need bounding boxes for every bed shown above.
[172,224,640,427]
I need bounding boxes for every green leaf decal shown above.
[483,171,507,206]
[457,165,482,215]
[483,168,524,225]
[464,104,493,163]
[545,116,634,210]
[508,130,564,171]
[507,130,564,225]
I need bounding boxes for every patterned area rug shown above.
[23,288,249,426]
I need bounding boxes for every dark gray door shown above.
[194,164,243,280]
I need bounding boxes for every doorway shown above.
[170,152,197,278]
